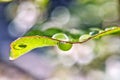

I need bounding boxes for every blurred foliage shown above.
[0,0,12,2]
[69,0,119,29]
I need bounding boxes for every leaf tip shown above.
[9,50,17,60]
[9,57,15,60]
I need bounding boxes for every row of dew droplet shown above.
[79,26,118,42]
[52,26,118,51]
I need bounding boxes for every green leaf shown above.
[10,26,120,60]
[44,28,63,37]
[10,36,59,60]
[24,30,44,36]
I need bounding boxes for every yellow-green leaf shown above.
[10,36,59,60]
[10,27,120,60]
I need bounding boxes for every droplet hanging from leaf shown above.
[52,33,72,51]
[57,42,72,51]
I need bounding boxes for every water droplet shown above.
[52,33,69,41]
[99,30,104,33]
[111,26,117,29]
[105,28,111,31]
[79,34,91,42]
[57,42,72,51]
[105,27,117,31]
[89,31,99,36]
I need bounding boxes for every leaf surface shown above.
[10,36,59,60]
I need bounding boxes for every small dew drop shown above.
[105,27,117,31]
[111,26,117,29]
[99,30,104,33]
[79,34,91,42]
[89,31,99,36]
